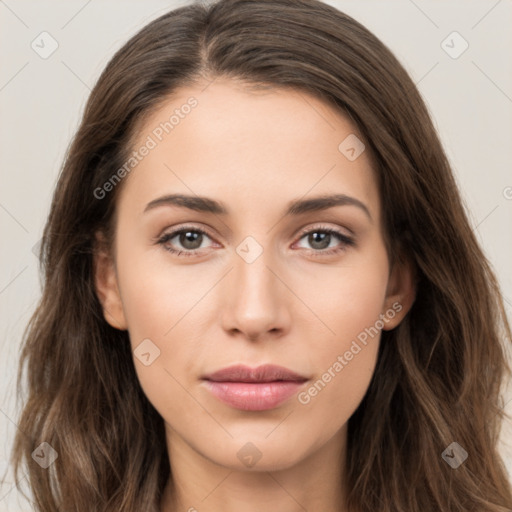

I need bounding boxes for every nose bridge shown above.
[233,234,279,304]
[222,233,289,337]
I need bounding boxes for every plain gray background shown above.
[1,0,511,509]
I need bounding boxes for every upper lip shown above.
[202,364,308,383]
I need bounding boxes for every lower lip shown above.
[203,380,306,411]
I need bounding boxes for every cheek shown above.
[295,342,379,444]
[113,242,216,412]
[295,299,383,437]
[292,244,389,349]
[115,236,212,340]
[294,250,388,420]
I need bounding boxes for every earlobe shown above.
[382,256,416,331]
[93,232,128,331]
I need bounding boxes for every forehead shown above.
[119,78,380,222]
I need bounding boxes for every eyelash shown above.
[155,224,355,259]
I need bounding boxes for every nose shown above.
[220,243,291,342]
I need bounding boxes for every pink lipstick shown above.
[201,364,308,411]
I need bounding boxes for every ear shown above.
[381,255,416,331]
[93,231,128,331]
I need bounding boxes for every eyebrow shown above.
[144,193,372,220]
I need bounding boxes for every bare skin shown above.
[94,77,415,512]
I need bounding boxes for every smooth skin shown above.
[94,78,415,512]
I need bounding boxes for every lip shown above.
[201,364,308,411]
[202,364,307,383]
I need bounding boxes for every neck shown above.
[159,424,349,512]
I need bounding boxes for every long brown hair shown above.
[8,0,512,510]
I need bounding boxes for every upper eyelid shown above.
[161,224,217,242]
[159,223,353,245]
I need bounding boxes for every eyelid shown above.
[156,223,218,241]
[157,221,352,240]
[155,221,355,256]
[294,222,353,239]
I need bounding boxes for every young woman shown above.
[9,0,512,510]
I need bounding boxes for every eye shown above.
[293,224,355,257]
[155,225,215,257]
[155,224,355,258]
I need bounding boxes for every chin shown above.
[199,434,314,472]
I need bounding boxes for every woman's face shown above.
[95,78,413,472]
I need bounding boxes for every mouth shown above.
[201,364,309,411]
